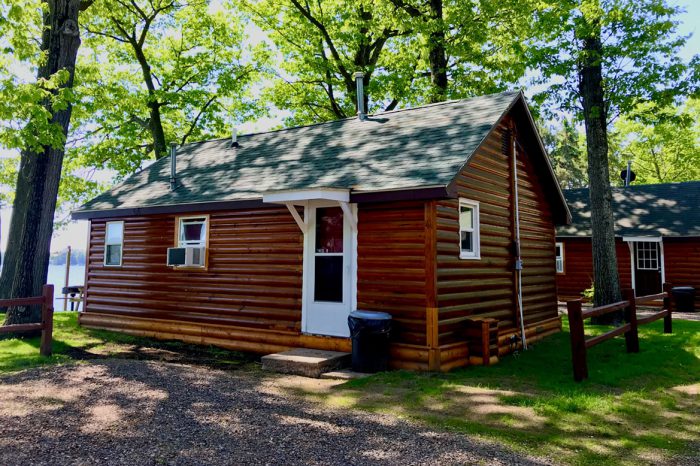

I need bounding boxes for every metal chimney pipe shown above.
[231,126,238,147]
[169,142,177,191]
[354,71,366,120]
[625,160,632,187]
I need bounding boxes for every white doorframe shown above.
[624,237,665,293]
[300,201,357,337]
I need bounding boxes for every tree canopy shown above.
[239,0,534,126]
[0,0,698,221]
[609,99,700,184]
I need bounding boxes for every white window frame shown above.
[635,241,659,271]
[555,242,565,274]
[174,215,209,269]
[178,216,208,248]
[458,198,480,260]
[104,221,124,267]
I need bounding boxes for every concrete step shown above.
[320,369,371,381]
[261,349,351,378]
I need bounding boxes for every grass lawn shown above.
[304,318,700,465]
[0,312,256,373]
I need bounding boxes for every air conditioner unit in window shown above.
[167,246,206,267]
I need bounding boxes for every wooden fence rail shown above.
[566,284,673,382]
[0,285,54,356]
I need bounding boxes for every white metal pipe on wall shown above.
[513,135,527,350]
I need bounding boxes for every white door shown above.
[302,203,355,337]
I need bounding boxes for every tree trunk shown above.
[132,44,168,159]
[0,0,83,326]
[579,30,622,321]
[427,0,447,102]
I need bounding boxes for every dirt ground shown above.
[0,359,552,466]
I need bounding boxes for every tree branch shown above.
[180,95,217,145]
[80,0,96,11]
[84,26,131,44]
[289,0,351,82]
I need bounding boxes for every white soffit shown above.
[262,188,350,204]
[622,236,662,243]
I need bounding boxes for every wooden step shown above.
[320,369,371,381]
[261,348,351,378]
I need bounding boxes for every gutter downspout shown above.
[513,135,527,350]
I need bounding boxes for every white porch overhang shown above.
[262,188,356,233]
[622,236,662,243]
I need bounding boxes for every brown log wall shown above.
[435,118,560,363]
[514,130,559,330]
[357,201,428,345]
[85,207,304,331]
[82,203,433,369]
[660,238,700,306]
[555,238,632,300]
[357,201,432,369]
[436,122,515,345]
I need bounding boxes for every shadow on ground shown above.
[0,360,550,466]
[289,320,700,466]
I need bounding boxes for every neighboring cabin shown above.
[556,181,700,305]
[72,90,570,371]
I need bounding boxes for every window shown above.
[179,217,207,247]
[636,242,659,270]
[459,199,480,259]
[104,221,124,266]
[176,216,208,268]
[555,242,564,273]
[313,207,344,302]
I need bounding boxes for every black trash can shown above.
[672,286,696,312]
[348,310,392,373]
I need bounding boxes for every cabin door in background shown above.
[302,203,354,337]
[633,241,662,297]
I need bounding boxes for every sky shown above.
[1,1,699,254]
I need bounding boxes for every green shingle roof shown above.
[558,181,700,238]
[75,91,522,214]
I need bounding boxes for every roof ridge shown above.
[565,180,700,194]
[181,90,520,148]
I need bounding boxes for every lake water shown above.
[47,264,85,311]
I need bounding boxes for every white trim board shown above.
[622,236,662,243]
[263,188,350,204]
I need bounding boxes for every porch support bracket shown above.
[284,202,307,233]
[339,201,357,232]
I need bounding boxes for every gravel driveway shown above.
[0,360,551,466]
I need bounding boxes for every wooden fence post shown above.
[622,288,639,353]
[481,320,491,366]
[40,284,54,357]
[567,299,588,382]
[663,283,673,334]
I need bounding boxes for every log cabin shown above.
[72,89,571,371]
[556,181,700,305]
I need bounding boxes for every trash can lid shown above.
[349,310,392,320]
[672,286,695,292]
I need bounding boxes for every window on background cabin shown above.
[459,199,480,259]
[178,217,208,266]
[555,242,564,273]
[104,221,124,266]
[636,242,659,270]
